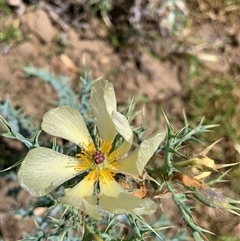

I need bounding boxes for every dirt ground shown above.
[0,1,240,240]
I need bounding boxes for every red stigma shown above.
[92,151,105,164]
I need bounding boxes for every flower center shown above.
[75,140,119,171]
[92,150,105,164]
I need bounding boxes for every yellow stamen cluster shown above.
[100,169,115,183]
[75,139,119,178]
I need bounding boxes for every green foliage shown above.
[0,23,22,44]
[213,236,240,241]
[24,66,79,108]
[182,58,240,195]
[0,0,12,15]
[184,60,240,145]
[0,115,41,149]
[90,0,112,13]
[1,67,239,241]
[0,97,36,135]
[150,113,230,240]
[24,65,97,126]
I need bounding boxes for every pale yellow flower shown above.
[18,80,165,220]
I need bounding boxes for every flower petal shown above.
[18,147,79,197]
[99,179,157,215]
[61,175,102,220]
[114,140,132,158]
[111,110,133,143]
[115,131,166,176]
[42,106,92,146]
[90,80,117,141]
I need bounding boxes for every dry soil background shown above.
[1,1,240,240]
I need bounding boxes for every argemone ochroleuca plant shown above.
[18,80,165,220]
